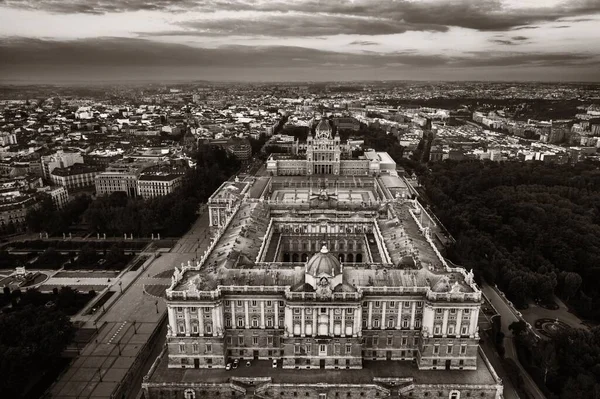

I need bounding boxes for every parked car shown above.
[272,359,277,368]
[232,359,239,369]
[246,361,252,367]
[225,363,232,371]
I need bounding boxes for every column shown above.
[381,302,386,330]
[301,309,306,337]
[231,301,236,330]
[284,307,293,337]
[469,308,479,337]
[329,308,334,336]
[197,308,204,336]
[312,308,318,337]
[184,307,191,336]
[396,302,402,329]
[455,309,463,336]
[244,300,250,329]
[168,307,176,336]
[341,308,346,337]
[353,306,361,337]
[367,302,373,329]
[274,300,279,328]
[260,301,266,329]
[441,309,449,337]
[211,306,219,337]
[409,302,416,330]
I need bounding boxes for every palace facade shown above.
[143,154,503,399]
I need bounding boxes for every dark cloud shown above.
[491,39,519,45]
[177,15,448,37]
[0,37,597,70]
[2,0,600,33]
[512,36,528,41]
[349,41,378,46]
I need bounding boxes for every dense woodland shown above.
[422,160,600,398]
[26,145,241,237]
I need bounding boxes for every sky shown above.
[0,0,599,83]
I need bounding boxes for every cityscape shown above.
[1,1,600,399]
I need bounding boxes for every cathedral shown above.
[142,143,503,398]
[267,118,381,177]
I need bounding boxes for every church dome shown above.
[306,245,341,276]
[315,118,332,138]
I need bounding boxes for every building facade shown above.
[50,164,101,190]
[137,173,184,199]
[143,167,503,398]
[267,119,382,177]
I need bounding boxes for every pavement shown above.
[520,295,587,335]
[47,209,214,398]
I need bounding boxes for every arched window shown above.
[184,389,196,399]
[449,391,460,399]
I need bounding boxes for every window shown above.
[237,318,244,328]
[387,319,394,329]
[252,336,259,345]
[267,301,272,307]
[184,389,196,399]
[387,336,393,345]
[460,345,467,355]
[449,391,461,399]
[347,308,354,315]
[415,320,422,329]
[373,319,380,328]
[206,324,212,334]
[450,308,456,314]
[346,344,352,354]
[225,318,231,327]
[251,300,257,307]
[179,344,185,353]
[404,302,411,308]
[237,300,243,307]
[206,344,212,353]
[268,336,273,345]
[436,308,443,314]
[447,345,453,355]
[401,337,408,346]
[192,343,199,353]
[463,309,470,314]
[279,301,284,307]
[448,325,455,335]
[178,323,185,334]
[267,317,273,328]
[433,345,439,355]
[373,337,379,346]
[238,336,244,346]
[402,319,409,329]
[192,324,199,334]
[252,318,259,328]
[204,307,210,313]
[227,336,233,345]
[294,308,301,314]
[375,301,380,308]
[389,301,395,308]
[461,326,469,335]
[434,325,441,335]
[363,302,368,308]
[224,300,230,306]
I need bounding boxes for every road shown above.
[482,283,546,399]
[47,209,213,398]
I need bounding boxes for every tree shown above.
[0,305,74,397]
[540,341,558,385]
[563,272,583,301]
[509,320,527,336]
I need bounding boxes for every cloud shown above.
[2,0,600,33]
[349,41,379,46]
[512,36,528,41]
[1,37,597,70]
[175,14,448,37]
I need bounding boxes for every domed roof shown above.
[306,245,341,276]
[315,118,332,139]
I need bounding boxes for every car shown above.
[225,363,232,371]
[272,359,277,368]
[246,361,252,367]
[232,359,239,369]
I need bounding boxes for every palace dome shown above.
[306,245,341,276]
[315,118,332,138]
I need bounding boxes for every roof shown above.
[306,246,341,277]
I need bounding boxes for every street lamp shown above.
[155,299,159,314]
[119,281,123,293]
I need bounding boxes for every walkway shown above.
[47,210,213,398]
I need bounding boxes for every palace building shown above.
[143,150,503,398]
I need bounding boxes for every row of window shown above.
[362,318,422,329]
[432,344,468,355]
[433,324,470,336]
[365,300,424,309]
[364,336,417,346]
[183,391,465,399]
